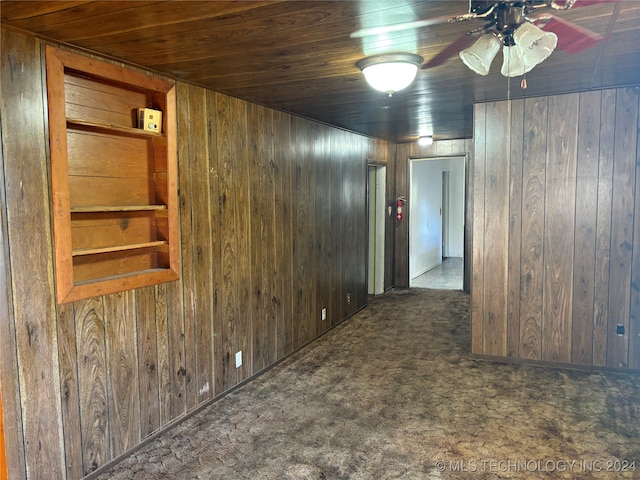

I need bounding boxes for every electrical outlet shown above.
[346,293,351,304]
[321,307,327,321]
[235,351,242,368]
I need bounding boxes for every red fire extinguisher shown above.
[396,196,406,221]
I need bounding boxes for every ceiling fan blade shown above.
[535,15,606,54]
[350,16,453,39]
[568,0,616,7]
[422,33,479,69]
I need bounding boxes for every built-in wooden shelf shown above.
[72,240,168,257]
[46,45,179,304]
[67,118,164,139]
[70,205,167,213]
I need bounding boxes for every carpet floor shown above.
[96,289,640,480]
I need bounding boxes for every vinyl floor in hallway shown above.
[96,289,640,480]
[411,257,463,290]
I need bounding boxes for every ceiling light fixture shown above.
[459,22,557,77]
[418,136,433,146]
[356,53,423,97]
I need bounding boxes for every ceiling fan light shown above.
[501,45,529,77]
[357,53,423,95]
[513,22,558,69]
[459,34,501,76]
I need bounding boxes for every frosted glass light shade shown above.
[459,34,501,75]
[514,22,557,70]
[357,53,423,95]
[501,45,528,77]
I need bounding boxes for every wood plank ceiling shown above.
[1,0,639,142]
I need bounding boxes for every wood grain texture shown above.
[1,30,65,479]
[571,91,601,365]
[105,290,141,458]
[76,297,109,474]
[630,92,640,370]
[216,92,239,391]
[205,89,223,397]
[154,282,171,425]
[471,104,486,355]
[136,286,160,438]
[273,110,294,356]
[56,301,83,479]
[176,82,197,410]
[592,89,616,367]
[507,99,524,358]
[232,96,252,382]
[542,93,578,364]
[606,87,638,368]
[482,101,509,357]
[0,42,27,475]
[0,29,394,477]
[519,97,548,361]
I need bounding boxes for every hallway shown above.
[96,289,639,480]
[411,257,463,290]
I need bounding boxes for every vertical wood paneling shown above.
[471,103,486,355]
[507,99,524,358]
[315,131,331,335]
[176,83,197,410]
[76,297,108,475]
[542,94,578,364]
[0,30,392,478]
[474,87,639,371]
[56,302,83,479]
[519,97,548,361]
[273,111,294,356]
[292,117,316,347]
[593,89,616,366]
[571,91,601,365]
[231,97,252,382]
[482,101,509,356]
[205,90,223,397]
[1,30,65,479]
[330,131,345,327]
[216,92,239,390]
[607,87,639,368]
[136,286,160,438]
[154,283,171,425]
[104,291,140,458]
[0,95,26,480]
[186,84,214,403]
[630,93,640,370]
[167,281,186,419]
[262,108,277,365]
[249,102,268,372]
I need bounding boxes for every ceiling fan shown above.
[352,0,609,77]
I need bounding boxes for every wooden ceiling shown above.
[2,0,639,142]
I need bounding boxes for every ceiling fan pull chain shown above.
[521,76,528,90]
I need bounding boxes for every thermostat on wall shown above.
[138,108,162,133]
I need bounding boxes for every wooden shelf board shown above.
[71,205,167,213]
[72,267,176,288]
[72,240,167,256]
[67,118,164,138]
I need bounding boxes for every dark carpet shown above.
[96,289,640,479]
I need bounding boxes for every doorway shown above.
[409,156,465,289]
[367,164,386,295]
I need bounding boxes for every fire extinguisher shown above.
[396,196,406,221]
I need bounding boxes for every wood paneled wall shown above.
[472,88,640,370]
[0,29,392,479]
[393,139,474,289]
